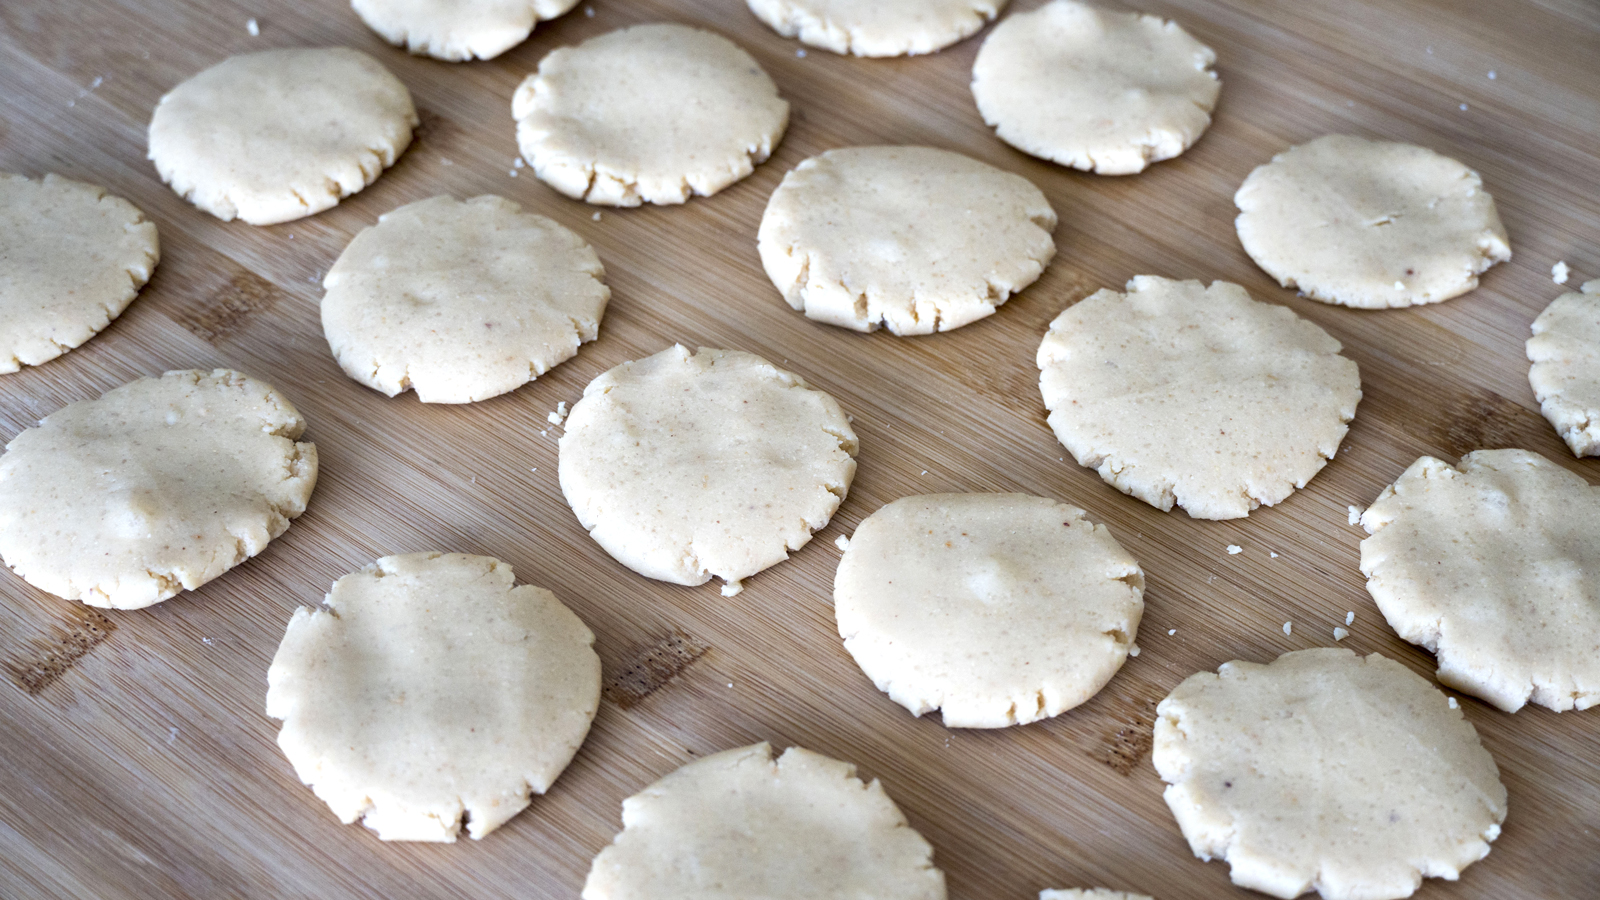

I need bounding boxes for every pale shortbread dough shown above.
[148,48,417,225]
[747,0,1004,57]
[1235,135,1512,309]
[1041,891,1153,900]
[266,552,600,841]
[559,345,857,588]
[0,173,159,373]
[970,0,1219,175]
[834,493,1143,728]
[0,370,317,609]
[1527,280,1600,456]
[321,195,609,403]
[582,743,945,900]
[353,0,581,61]
[757,146,1057,335]
[1037,276,1361,519]
[1153,648,1507,900]
[513,24,789,206]
[1360,450,1600,712]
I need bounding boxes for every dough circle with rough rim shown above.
[970,0,1219,175]
[582,742,946,900]
[757,146,1057,335]
[513,24,789,206]
[0,173,160,373]
[1359,449,1600,712]
[747,0,1004,57]
[1153,648,1507,900]
[0,369,318,609]
[1036,276,1361,520]
[267,552,600,841]
[148,48,417,225]
[321,194,609,404]
[1234,134,1511,309]
[834,493,1143,728]
[1527,279,1600,456]
[353,0,581,61]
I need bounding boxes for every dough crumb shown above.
[592,211,601,221]
[1552,260,1570,284]
[1459,102,1469,111]
[1487,70,1497,79]
[246,17,260,36]
[796,48,807,58]
[547,401,568,425]
[834,534,850,551]
[720,580,744,597]
[1346,610,1355,626]
[1449,696,1460,708]
[1348,504,1364,525]
[1269,551,1279,558]
[1283,621,1293,636]
[1333,626,1349,641]
[1168,628,1177,635]
[584,5,594,15]
[1226,544,1242,555]
[1129,645,1140,657]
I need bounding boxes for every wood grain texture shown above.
[2,0,1598,898]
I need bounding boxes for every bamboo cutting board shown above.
[2,0,1598,897]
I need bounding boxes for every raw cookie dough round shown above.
[1234,135,1512,309]
[1041,891,1153,900]
[1359,449,1600,712]
[583,742,945,900]
[834,493,1144,728]
[321,194,609,403]
[1036,276,1361,520]
[0,369,318,609]
[0,174,160,374]
[559,345,857,590]
[1153,648,1507,900]
[1527,279,1600,456]
[512,23,789,206]
[353,0,581,61]
[747,0,1004,57]
[757,146,1057,335]
[267,552,600,841]
[148,48,418,225]
[970,0,1219,175]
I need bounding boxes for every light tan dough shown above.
[148,48,417,225]
[1036,276,1361,519]
[266,552,600,841]
[559,345,857,589]
[1040,891,1153,900]
[0,174,159,373]
[321,195,609,404]
[1359,449,1600,712]
[512,23,789,206]
[1153,648,1507,900]
[970,0,1219,175]
[353,0,581,61]
[747,0,1004,56]
[0,369,317,609]
[582,742,945,900]
[1234,135,1512,309]
[1527,280,1600,456]
[757,146,1057,335]
[834,493,1143,728]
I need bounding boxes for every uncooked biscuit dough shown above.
[834,493,1143,728]
[757,146,1057,335]
[1360,449,1600,712]
[0,173,159,373]
[559,345,857,588]
[1040,891,1153,900]
[513,24,789,206]
[1037,276,1361,520]
[321,194,609,403]
[1235,135,1512,309]
[747,0,1004,57]
[582,743,946,900]
[1527,280,1600,456]
[353,0,581,61]
[266,552,599,841]
[0,369,317,609]
[970,0,1219,175]
[148,48,418,225]
[1153,648,1507,900]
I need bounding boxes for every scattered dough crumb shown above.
[1168,628,1177,635]
[1459,102,1469,111]
[246,17,260,36]
[1333,626,1349,641]
[548,401,569,425]
[592,211,602,221]
[1552,260,1570,284]
[585,5,594,15]
[1129,645,1141,657]
[797,48,807,58]
[1346,610,1355,626]
[1487,70,1496,79]
[1283,621,1293,636]
[1269,551,1279,558]
[1348,504,1364,525]
[834,534,850,551]
[1449,696,1460,708]
[720,580,744,597]
[1227,544,1242,555]
[513,157,525,169]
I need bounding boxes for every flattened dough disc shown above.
[1527,280,1600,456]
[353,0,582,61]
[747,0,1004,57]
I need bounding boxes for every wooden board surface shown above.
[3,0,1599,897]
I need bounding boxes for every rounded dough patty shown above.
[1526,279,1600,456]
[321,194,609,404]
[0,173,159,374]
[757,146,1057,335]
[1153,648,1507,900]
[148,48,418,225]
[267,552,600,841]
[1234,135,1512,309]
[834,493,1143,728]
[1036,276,1361,520]
[582,742,945,900]
[1040,891,1153,900]
[353,0,582,61]
[747,0,1004,57]
[0,369,318,609]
